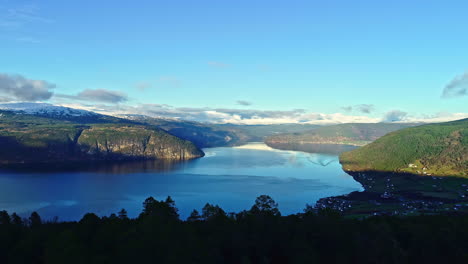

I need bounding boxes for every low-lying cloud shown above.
[61,103,381,125]
[56,89,127,104]
[383,110,408,122]
[442,71,468,98]
[57,102,468,125]
[0,73,55,101]
[0,96,14,102]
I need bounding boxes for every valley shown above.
[0,103,466,218]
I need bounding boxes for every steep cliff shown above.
[0,110,204,165]
[77,125,203,160]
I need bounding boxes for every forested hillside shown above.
[266,123,417,146]
[340,119,468,177]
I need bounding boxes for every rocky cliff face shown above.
[0,114,204,165]
[77,125,204,160]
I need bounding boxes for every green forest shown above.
[265,123,417,147]
[0,195,467,264]
[340,118,468,177]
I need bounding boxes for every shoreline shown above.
[315,170,468,217]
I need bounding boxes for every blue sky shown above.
[0,0,467,124]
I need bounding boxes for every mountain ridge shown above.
[264,123,419,155]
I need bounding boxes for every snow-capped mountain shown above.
[115,114,185,123]
[0,103,97,116]
[0,103,104,121]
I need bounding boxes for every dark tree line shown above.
[0,195,467,264]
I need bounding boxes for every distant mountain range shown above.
[0,103,121,124]
[0,103,321,166]
[0,102,99,118]
[340,118,468,177]
[264,123,419,155]
[118,114,242,148]
[118,113,320,148]
[1,102,466,177]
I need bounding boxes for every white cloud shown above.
[54,103,383,125]
[54,101,468,125]
[442,71,468,98]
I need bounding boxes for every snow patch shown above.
[0,102,100,117]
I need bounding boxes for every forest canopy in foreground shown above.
[0,195,467,264]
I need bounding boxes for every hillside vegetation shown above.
[120,115,242,148]
[123,115,320,148]
[221,123,320,142]
[340,119,468,177]
[0,110,203,165]
[265,123,417,154]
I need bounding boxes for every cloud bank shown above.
[0,73,55,101]
[442,71,468,98]
[2,72,465,125]
[61,103,382,125]
[56,89,128,103]
[50,101,468,125]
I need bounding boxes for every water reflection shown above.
[266,143,358,155]
[0,159,189,174]
[0,143,363,220]
[306,156,336,167]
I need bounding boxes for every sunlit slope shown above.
[266,123,417,146]
[0,110,204,164]
[340,119,468,177]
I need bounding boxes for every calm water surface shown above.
[0,143,363,220]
